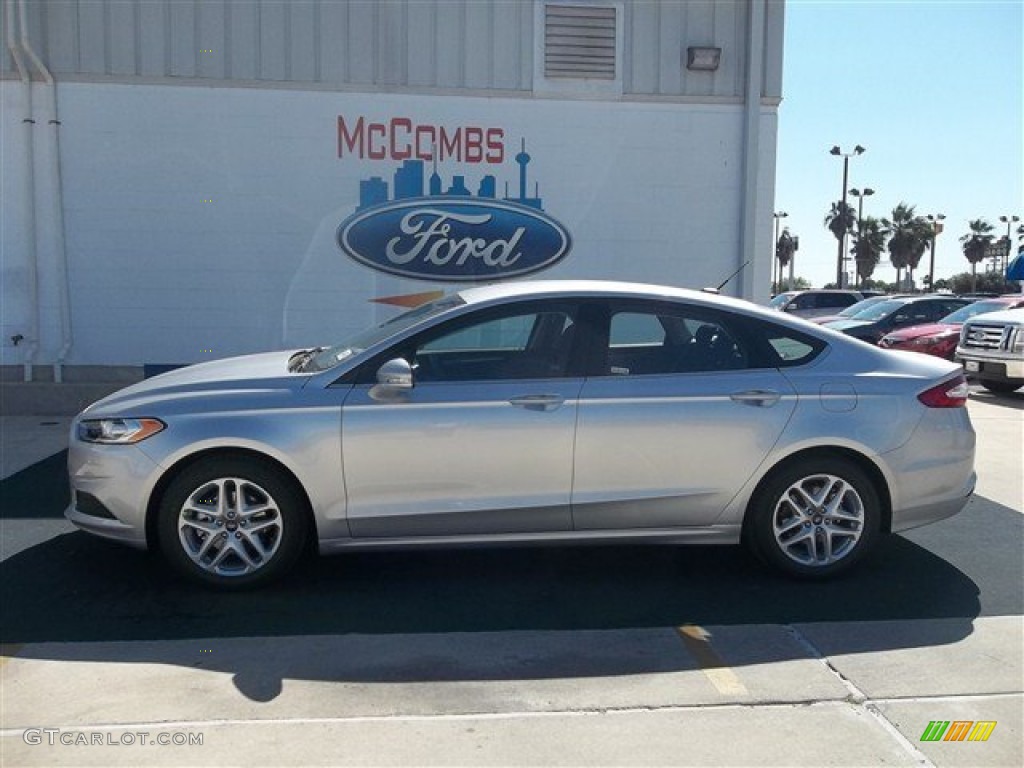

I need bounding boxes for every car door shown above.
[341,299,585,537]
[572,301,797,529]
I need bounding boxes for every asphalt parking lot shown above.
[1,388,1021,766]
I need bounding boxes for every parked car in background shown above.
[825,295,972,344]
[769,289,863,319]
[956,306,1024,394]
[880,296,1024,360]
[66,280,976,589]
[810,295,906,326]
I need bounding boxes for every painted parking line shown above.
[675,625,748,697]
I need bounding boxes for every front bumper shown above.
[65,504,148,548]
[64,434,161,549]
[956,353,1024,381]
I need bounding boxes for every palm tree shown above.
[775,228,796,291]
[824,200,857,248]
[824,201,857,286]
[852,216,886,287]
[883,203,930,289]
[960,218,995,292]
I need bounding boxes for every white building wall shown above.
[17,81,774,366]
[2,1,783,369]
[0,83,35,364]
[3,1,782,100]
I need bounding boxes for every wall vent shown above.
[544,4,616,80]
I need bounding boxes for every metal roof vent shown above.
[544,4,617,80]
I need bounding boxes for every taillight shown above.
[917,374,969,408]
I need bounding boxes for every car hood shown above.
[884,323,958,341]
[82,350,310,417]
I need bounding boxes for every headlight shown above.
[78,418,165,444]
[1012,328,1024,354]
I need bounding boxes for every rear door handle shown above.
[730,389,781,407]
[509,394,565,412]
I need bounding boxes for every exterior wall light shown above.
[686,47,722,71]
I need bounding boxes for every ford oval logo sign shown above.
[338,198,572,283]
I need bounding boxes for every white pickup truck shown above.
[955,307,1024,394]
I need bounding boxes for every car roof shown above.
[782,289,862,297]
[886,294,966,304]
[456,279,757,313]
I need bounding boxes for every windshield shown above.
[769,293,795,309]
[302,295,465,372]
[847,299,907,322]
[836,296,889,318]
[940,299,1014,324]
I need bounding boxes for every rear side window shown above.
[757,323,828,367]
[601,306,750,375]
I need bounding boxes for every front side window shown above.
[408,305,577,382]
[820,293,858,308]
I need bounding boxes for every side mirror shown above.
[375,358,414,390]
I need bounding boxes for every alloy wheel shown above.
[771,473,865,567]
[177,477,283,577]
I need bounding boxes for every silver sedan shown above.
[66,281,977,588]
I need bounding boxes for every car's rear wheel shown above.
[157,457,309,589]
[980,379,1023,394]
[746,457,880,579]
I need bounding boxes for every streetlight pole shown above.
[999,215,1020,274]
[925,213,946,292]
[849,187,874,288]
[830,145,865,287]
[772,211,788,293]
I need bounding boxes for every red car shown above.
[879,296,1024,359]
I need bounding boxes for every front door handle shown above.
[509,394,565,412]
[730,389,781,407]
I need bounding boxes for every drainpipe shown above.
[5,0,38,381]
[18,0,71,382]
[738,0,766,301]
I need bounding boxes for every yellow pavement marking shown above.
[676,625,748,697]
[0,644,24,668]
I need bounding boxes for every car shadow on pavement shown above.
[3,445,1020,700]
[5,495,1020,643]
[969,389,1024,410]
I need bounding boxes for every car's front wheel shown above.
[746,457,880,579]
[157,456,310,588]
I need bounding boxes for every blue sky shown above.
[776,0,1023,287]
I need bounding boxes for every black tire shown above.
[980,379,1023,394]
[157,456,310,589]
[745,456,881,579]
